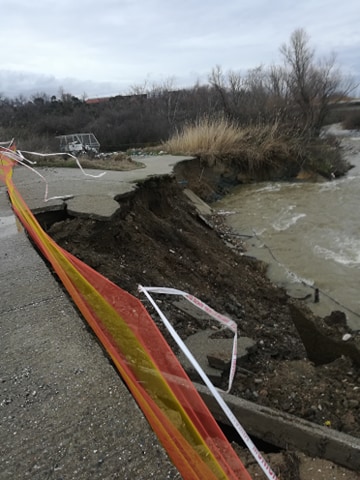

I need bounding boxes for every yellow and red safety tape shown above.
[0,145,256,479]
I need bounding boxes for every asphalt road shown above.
[12,155,193,219]
[0,157,190,479]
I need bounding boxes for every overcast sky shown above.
[1,0,359,99]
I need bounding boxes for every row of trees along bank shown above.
[0,29,357,169]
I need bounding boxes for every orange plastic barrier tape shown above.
[1,151,252,480]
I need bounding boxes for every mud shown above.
[41,171,360,478]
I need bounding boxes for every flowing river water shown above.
[214,127,360,331]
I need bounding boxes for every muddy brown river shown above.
[215,128,360,331]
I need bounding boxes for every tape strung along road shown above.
[0,146,255,480]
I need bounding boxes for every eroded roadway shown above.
[0,155,192,479]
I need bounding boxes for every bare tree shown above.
[280,28,356,134]
[209,65,233,118]
[263,65,291,122]
[209,66,267,122]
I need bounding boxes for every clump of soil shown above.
[46,174,360,443]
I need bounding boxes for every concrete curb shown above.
[195,383,360,471]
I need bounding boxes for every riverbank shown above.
[41,168,359,477]
[164,118,353,189]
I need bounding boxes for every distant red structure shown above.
[85,97,111,105]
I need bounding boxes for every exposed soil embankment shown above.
[44,171,360,445]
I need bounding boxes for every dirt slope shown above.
[45,174,359,479]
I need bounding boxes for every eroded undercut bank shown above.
[34,169,360,474]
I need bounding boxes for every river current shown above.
[214,128,360,330]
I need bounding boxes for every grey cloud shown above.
[0,0,358,98]
[0,71,121,99]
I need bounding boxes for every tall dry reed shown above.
[164,117,297,171]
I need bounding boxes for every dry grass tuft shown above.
[164,117,243,159]
[163,116,297,172]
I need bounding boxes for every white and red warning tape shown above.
[139,286,279,480]
[0,142,105,202]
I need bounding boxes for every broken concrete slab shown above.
[289,300,360,366]
[173,297,254,383]
[178,329,255,384]
[183,188,213,216]
[66,194,120,220]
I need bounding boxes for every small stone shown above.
[207,352,230,370]
[342,333,352,342]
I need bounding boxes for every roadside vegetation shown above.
[164,116,347,178]
[164,116,299,170]
[164,29,356,179]
[0,28,357,179]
